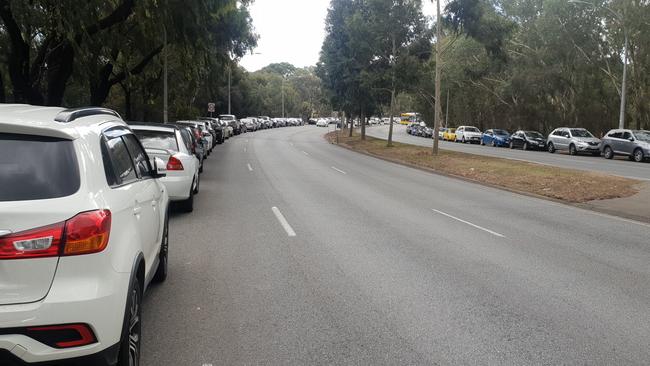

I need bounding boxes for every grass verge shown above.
[326,130,639,203]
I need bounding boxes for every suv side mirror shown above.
[151,157,167,178]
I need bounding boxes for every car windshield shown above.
[0,133,80,201]
[570,129,593,138]
[525,131,544,138]
[134,130,179,151]
[465,127,480,132]
[633,130,650,142]
[494,129,509,135]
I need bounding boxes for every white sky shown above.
[240,0,436,72]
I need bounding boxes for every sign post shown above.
[208,103,215,118]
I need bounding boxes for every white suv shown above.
[0,105,170,365]
[455,126,483,144]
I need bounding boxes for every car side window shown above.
[104,136,138,186]
[552,130,561,136]
[562,131,570,138]
[621,132,632,140]
[608,132,621,139]
[123,134,152,179]
[180,130,192,152]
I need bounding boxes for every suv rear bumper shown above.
[0,343,119,366]
[0,256,131,364]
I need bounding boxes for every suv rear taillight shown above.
[0,210,111,259]
[26,323,97,348]
[167,156,184,170]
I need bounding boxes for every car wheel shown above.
[548,142,555,153]
[116,276,142,366]
[523,142,529,151]
[153,213,169,283]
[633,148,644,162]
[199,161,203,174]
[509,141,514,149]
[180,184,194,213]
[193,174,200,194]
[569,144,577,156]
[603,146,614,159]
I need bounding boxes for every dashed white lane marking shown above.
[432,209,505,238]
[302,151,309,156]
[331,166,347,175]
[247,163,253,171]
[272,207,296,237]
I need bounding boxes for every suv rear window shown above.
[0,133,80,201]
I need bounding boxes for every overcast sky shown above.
[240,0,436,72]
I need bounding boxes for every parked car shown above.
[176,120,212,157]
[131,123,200,212]
[455,126,482,144]
[547,127,601,156]
[316,119,328,127]
[242,118,257,131]
[219,114,242,135]
[438,127,448,140]
[509,130,547,150]
[419,126,433,138]
[406,123,420,135]
[601,129,650,162]
[443,128,457,141]
[481,129,511,147]
[197,117,225,144]
[0,105,169,366]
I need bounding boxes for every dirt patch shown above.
[326,130,639,203]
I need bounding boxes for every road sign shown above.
[208,103,215,113]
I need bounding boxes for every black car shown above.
[406,123,420,135]
[197,117,225,144]
[510,130,547,150]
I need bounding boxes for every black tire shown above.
[153,213,169,283]
[548,142,555,153]
[569,144,577,156]
[633,148,644,162]
[199,162,203,174]
[180,184,194,213]
[603,146,614,159]
[116,275,142,366]
[193,174,200,194]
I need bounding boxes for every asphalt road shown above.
[366,124,650,180]
[141,125,650,365]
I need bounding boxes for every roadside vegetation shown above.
[327,130,640,203]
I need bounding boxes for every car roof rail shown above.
[54,107,122,123]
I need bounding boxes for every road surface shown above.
[141,125,650,365]
[366,124,650,180]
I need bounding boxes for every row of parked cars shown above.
[0,104,303,366]
[406,123,650,163]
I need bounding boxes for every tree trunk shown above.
[120,83,132,120]
[360,107,366,140]
[45,42,74,106]
[388,89,396,147]
[0,71,5,103]
[432,0,442,155]
[347,113,353,137]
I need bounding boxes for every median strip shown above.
[326,130,640,204]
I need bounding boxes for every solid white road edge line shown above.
[272,207,296,237]
[247,163,253,171]
[432,209,506,238]
[302,151,309,156]
[331,166,347,175]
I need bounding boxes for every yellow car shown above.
[443,128,456,141]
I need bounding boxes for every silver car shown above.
[601,129,650,162]
[547,127,601,156]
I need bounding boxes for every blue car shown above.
[481,129,511,147]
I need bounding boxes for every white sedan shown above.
[131,124,200,212]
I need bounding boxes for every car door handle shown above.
[133,206,142,216]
